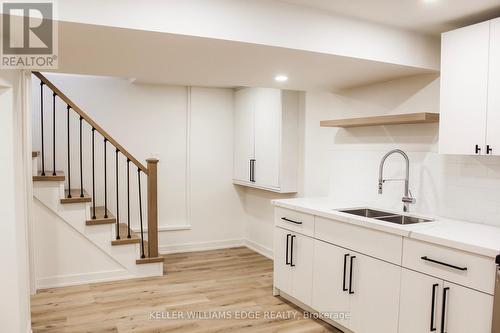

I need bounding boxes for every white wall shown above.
[0,70,32,333]
[32,73,245,253]
[33,199,129,288]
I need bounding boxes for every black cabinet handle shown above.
[342,254,349,292]
[475,144,481,154]
[290,235,296,267]
[249,160,252,181]
[440,287,450,333]
[430,283,439,331]
[249,159,256,182]
[285,234,291,265]
[421,256,467,271]
[349,256,356,294]
[487,145,493,155]
[281,217,303,225]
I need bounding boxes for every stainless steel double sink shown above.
[337,208,434,225]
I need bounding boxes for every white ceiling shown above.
[54,22,436,91]
[280,0,500,35]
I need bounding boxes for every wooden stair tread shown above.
[86,206,116,225]
[60,189,92,204]
[136,256,164,264]
[111,223,141,245]
[135,240,164,264]
[33,171,65,181]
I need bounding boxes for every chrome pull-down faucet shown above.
[378,149,416,212]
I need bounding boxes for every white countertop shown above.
[272,197,500,259]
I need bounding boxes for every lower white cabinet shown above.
[399,269,444,333]
[349,251,401,333]
[312,240,351,328]
[443,281,493,333]
[273,208,496,333]
[399,268,493,333]
[312,239,400,333]
[273,227,313,306]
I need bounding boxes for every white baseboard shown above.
[244,239,274,260]
[36,269,133,289]
[159,239,244,254]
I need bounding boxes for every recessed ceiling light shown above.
[274,75,288,82]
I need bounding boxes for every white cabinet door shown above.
[290,232,314,306]
[349,252,401,333]
[399,269,444,333]
[312,240,351,328]
[442,281,493,333]
[254,88,281,188]
[440,21,490,155]
[233,88,255,182]
[487,18,500,156]
[273,227,292,295]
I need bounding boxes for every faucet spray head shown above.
[378,181,383,194]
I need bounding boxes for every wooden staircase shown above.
[31,72,164,281]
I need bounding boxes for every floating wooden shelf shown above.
[320,112,439,128]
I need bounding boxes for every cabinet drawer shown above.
[402,238,496,295]
[274,207,314,237]
[315,217,403,265]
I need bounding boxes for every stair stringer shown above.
[32,180,163,281]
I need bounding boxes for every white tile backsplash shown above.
[327,146,500,226]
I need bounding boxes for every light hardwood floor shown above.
[31,247,341,333]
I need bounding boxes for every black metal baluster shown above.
[79,117,84,198]
[40,82,45,176]
[115,149,120,240]
[103,138,108,218]
[138,168,145,258]
[66,105,71,198]
[91,128,96,219]
[52,92,56,176]
[127,159,131,239]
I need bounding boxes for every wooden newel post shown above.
[146,158,159,258]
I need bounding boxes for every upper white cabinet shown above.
[233,88,299,193]
[486,18,500,154]
[440,18,500,155]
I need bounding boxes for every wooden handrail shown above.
[32,71,148,174]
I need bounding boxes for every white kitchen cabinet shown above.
[349,251,401,333]
[312,240,351,328]
[290,231,314,305]
[440,19,500,155]
[399,268,493,333]
[273,227,313,306]
[273,227,292,295]
[273,205,497,333]
[442,281,493,333]
[254,88,281,188]
[311,239,400,333]
[233,88,299,193]
[234,88,255,182]
[399,269,444,333]
[487,18,500,155]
